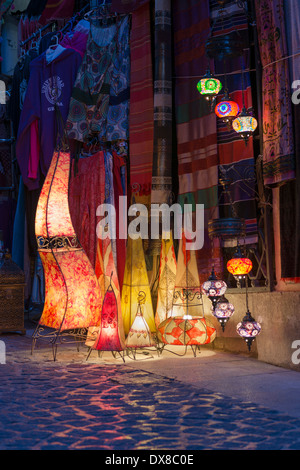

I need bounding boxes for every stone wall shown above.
[203,291,300,372]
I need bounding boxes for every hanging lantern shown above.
[201,267,227,309]
[197,69,222,103]
[212,295,235,332]
[232,106,257,143]
[236,309,261,352]
[215,97,239,124]
[227,244,252,279]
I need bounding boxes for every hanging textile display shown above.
[128,1,154,205]
[209,0,258,245]
[279,0,300,281]
[121,234,156,336]
[255,0,295,186]
[33,149,102,346]
[151,0,173,208]
[154,234,177,329]
[172,0,221,283]
[66,14,130,144]
[16,47,82,190]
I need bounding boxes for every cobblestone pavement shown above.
[1,322,300,451]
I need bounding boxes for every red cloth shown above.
[38,0,74,26]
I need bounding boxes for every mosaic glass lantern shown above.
[215,94,239,124]
[232,106,257,143]
[197,69,222,103]
[236,309,261,351]
[212,296,235,332]
[227,256,252,278]
[201,267,227,309]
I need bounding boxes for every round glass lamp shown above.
[212,296,235,332]
[236,309,261,352]
[215,98,239,123]
[232,106,257,143]
[197,69,222,103]
[201,267,227,309]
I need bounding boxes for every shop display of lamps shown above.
[125,291,156,353]
[33,150,102,360]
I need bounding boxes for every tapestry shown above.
[255,0,295,186]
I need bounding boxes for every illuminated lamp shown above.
[212,296,235,332]
[33,150,102,360]
[232,106,257,144]
[215,94,239,124]
[125,292,156,354]
[201,267,227,309]
[236,309,261,352]
[157,315,216,357]
[197,69,222,103]
[87,276,126,361]
[227,253,252,278]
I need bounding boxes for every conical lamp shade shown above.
[155,234,177,328]
[121,236,155,335]
[93,283,125,351]
[35,150,102,332]
[125,302,156,348]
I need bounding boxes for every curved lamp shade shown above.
[125,294,156,348]
[236,309,261,351]
[201,268,227,309]
[35,150,102,332]
[232,106,257,142]
[158,316,216,346]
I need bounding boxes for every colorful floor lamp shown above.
[154,233,177,331]
[33,150,102,360]
[125,291,156,359]
[121,235,156,338]
[157,231,216,356]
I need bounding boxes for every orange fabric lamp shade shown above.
[35,150,102,334]
[227,257,253,276]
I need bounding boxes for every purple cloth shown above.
[16,48,82,190]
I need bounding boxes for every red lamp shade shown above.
[227,257,252,276]
[157,316,216,346]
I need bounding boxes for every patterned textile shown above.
[255,0,295,186]
[158,316,216,346]
[111,0,149,14]
[151,0,173,206]
[128,2,154,204]
[38,0,75,26]
[210,0,258,244]
[66,15,130,143]
[173,0,221,282]
[36,150,102,332]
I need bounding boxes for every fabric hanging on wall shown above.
[151,0,173,207]
[128,1,154,205]
[38,0,75,26]
[16,48,82,190]
[255,0,295,186]
[279,0,300,280]
[111,0,149,14]
[210,0,258,245]
[66,15,130,144]
[173,0,221,282]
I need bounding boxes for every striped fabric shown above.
[210,0,258,245]
[129,2,154,205]
[173,0,222,282]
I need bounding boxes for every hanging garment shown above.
[16,48,82,190]
[60,20,90,58]
[255,0,295,186]
[173,0,221,282]
[8,48,39,138]
[66,15,130,143]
